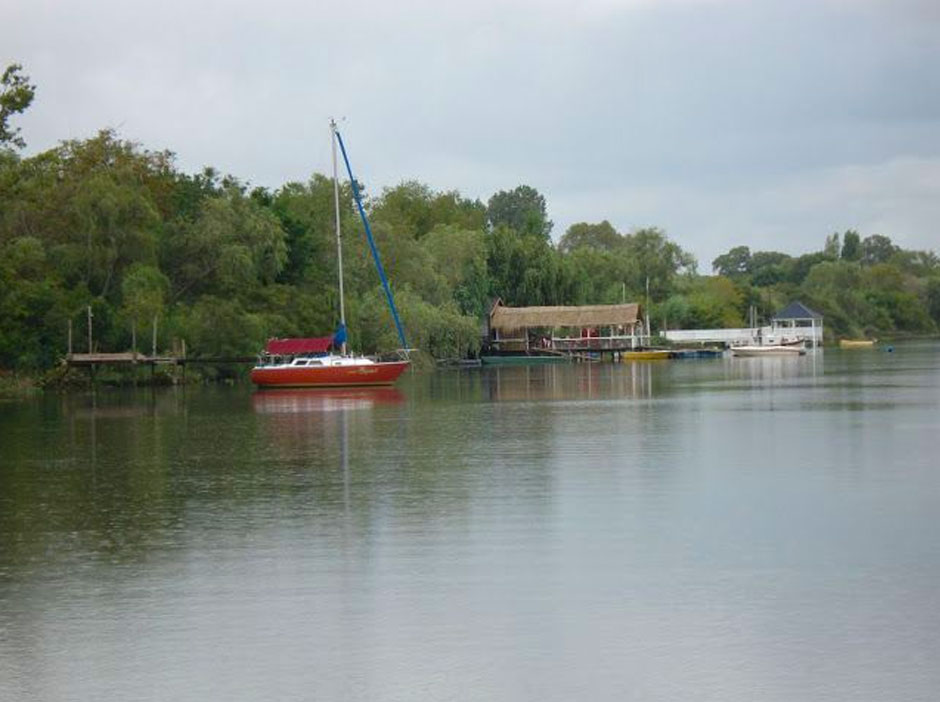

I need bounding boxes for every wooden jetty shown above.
[65,352,181,367]
[63,307,254,381]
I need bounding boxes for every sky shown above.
[3,0,939,268]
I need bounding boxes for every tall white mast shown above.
[331,119,347,355]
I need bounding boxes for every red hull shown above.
[251,360,409,388]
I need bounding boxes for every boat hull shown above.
[480,354,569,366]
[732,345,805,357]
[621,350,672,361]
[251,360,410,388]
[840,339,876,349]
[671,349,724,359]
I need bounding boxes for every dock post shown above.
[87,305,93,354]
[131,321,138,387]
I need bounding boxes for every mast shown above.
[331,119,347,355]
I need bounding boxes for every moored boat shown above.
[480,353,570,366]
[252,121,410,389]
[671,348,724,359]
[251,338,409,387]
[840,339,876,349]
[621,349,672,361]
[732,344,806,357]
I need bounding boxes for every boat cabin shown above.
[256,336,334,367]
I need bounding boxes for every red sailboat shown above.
[251,336,409,387]
[251,121,410,389]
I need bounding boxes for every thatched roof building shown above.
[489,299,643,333]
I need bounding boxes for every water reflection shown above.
[484,362,659,401]
[2,344,939,701]
[252,387,404,414]
[726,350,823,384]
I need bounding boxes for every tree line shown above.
[1,65,938,376]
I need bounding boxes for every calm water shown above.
[1,343,939,701]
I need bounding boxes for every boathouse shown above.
[486,299,648,353]
[771,301,823,346]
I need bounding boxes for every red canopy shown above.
[265,337,333,354]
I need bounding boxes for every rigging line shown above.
[333,128,409,351]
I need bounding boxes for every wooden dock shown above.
[64,353,256,368]
[65,352,182,366]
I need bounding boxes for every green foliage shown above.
[0,64,35,149]
[178,296,265,359]
[486,225,568,306]
[164,184,287,300]
[623,227,697,299]
[841,230,861,261]
[486,185,552,238]
[659,276,744,330]
[712,246,750,278]
[927,279,940,326]
[0,94,936,373]
[372,181,485,239]
[824,232,841,259]
[558,220,621,253]
[860,234,899,265]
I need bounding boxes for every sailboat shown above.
[251,121,411,388]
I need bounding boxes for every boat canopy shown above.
[265,337,333,355]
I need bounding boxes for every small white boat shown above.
[732,344,806,357]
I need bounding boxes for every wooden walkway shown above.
[66,352,181,366]
[65,353,255,367]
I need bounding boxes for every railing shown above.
[664,325,823,346]
[551,335,646,351]
[490,335,648,352]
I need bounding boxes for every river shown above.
[1,342,938,701]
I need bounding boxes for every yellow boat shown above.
[621,350,672,361]
[840,339,876,349]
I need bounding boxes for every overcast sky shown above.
[4,0,939,267]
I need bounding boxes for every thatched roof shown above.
[490,302,642,331]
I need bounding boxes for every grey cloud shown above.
[3,0,938,263]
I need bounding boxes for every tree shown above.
[421,225,490,316]
[824,232,840,259]
[841,230,861,261]
[486,225,567,306]
[268,175,350,286]
[712,246,751,278]
[860,234,898,266]
[558,220,622,253]
[165,184,287,300]
[0,64,35,149]
[486,185,552,238]
[121,264,169,332]
[371,181,485,239]
[749,251,792,287]
[624,227,696,300]
[927,278,940,327]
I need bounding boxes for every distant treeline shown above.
[1,69,938,374]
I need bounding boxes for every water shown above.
[1,343,938,701]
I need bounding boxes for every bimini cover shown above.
[265,337,333,354]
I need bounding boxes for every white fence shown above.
[664,325,823,346]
